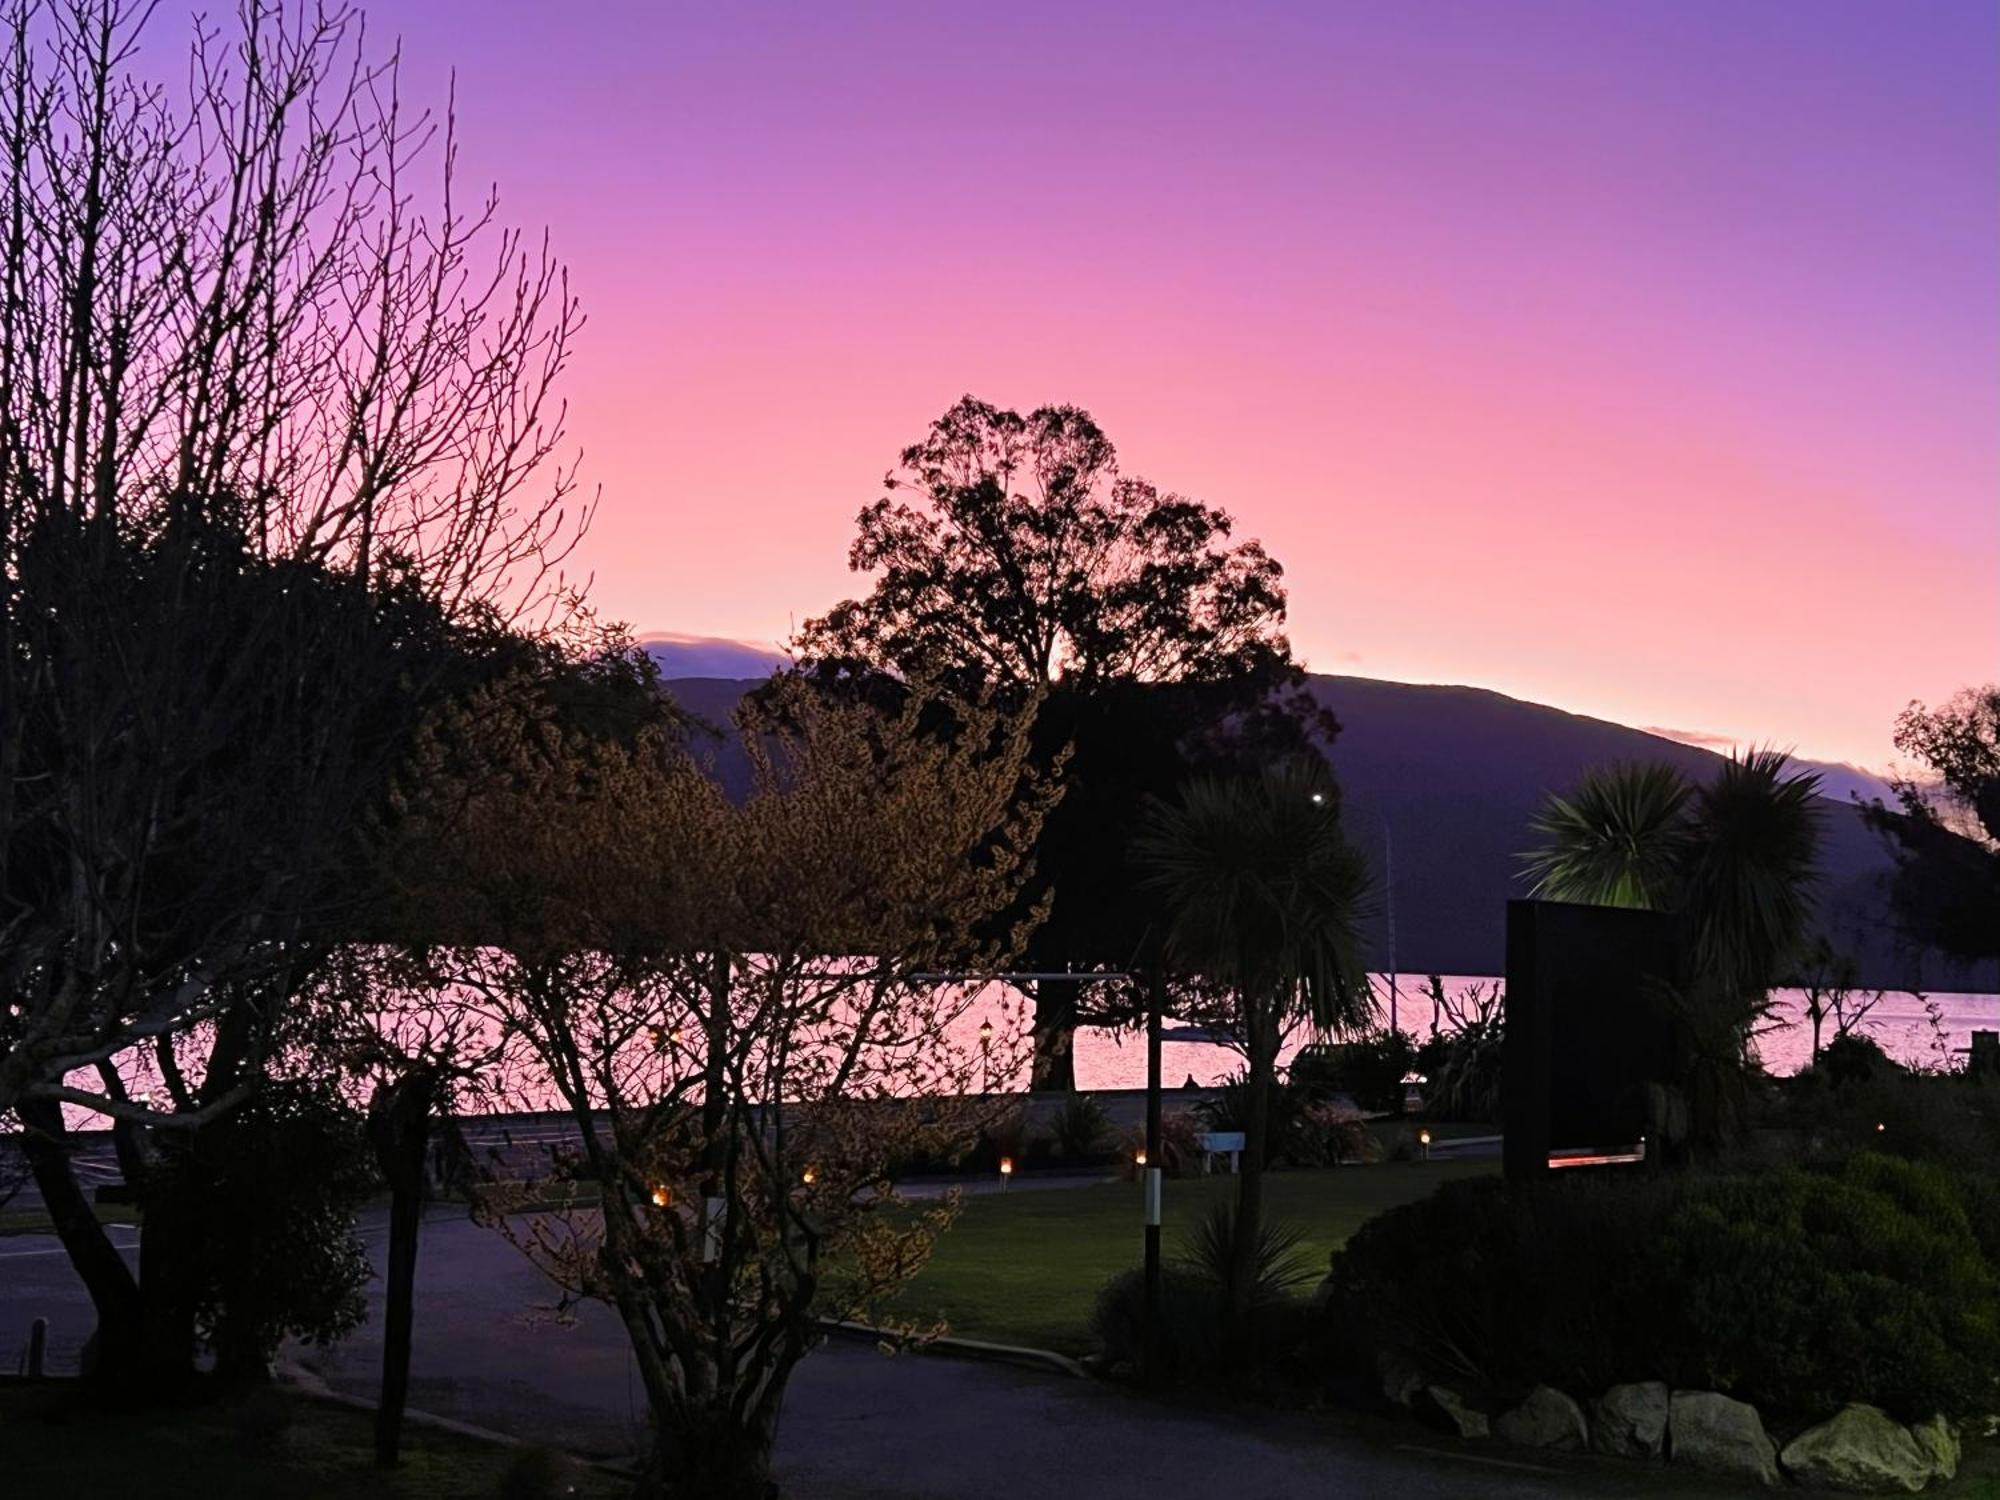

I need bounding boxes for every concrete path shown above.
[2,1208,1748,1498]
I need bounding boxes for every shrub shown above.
[1662,1155,2000,1420]
[1817,1032,1902,1088]
[1119,1109,1205,1177]
[1091,1267,1230,1381]
[1049,1093,1112,1162]
[1322,1155,2000,1422]
[1421,1021,1504,1123]
[1092,1203,1316,1382]
[1291,1031,1417,1114]
[228,1386,295,1456]
[148,1078,375,1382]
[495,1446,586,1500]
[1293,1099,1378,1166]
[1323,1174,1676,1400]
[951,1108,1027,1175]
[1197,1071,1309,1166]
[1181,1201,1318,1306]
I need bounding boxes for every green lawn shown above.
[0,1384,625,1499]
[878,1159,1494,1355]
[0,1203,140,1237]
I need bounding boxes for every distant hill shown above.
[639,633,789,680]
[652,664,1986,993]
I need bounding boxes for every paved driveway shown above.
[3,1208,1752,1498]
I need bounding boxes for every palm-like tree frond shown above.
[1523,762,1693,909]
[1136,760,1374,1035]
[1683,747,1823,993]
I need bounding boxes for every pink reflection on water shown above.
[66,972,2000,1128]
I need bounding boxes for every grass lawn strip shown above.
[882,1160,1495,1355]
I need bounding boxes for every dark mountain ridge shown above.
[655,667,1988,993]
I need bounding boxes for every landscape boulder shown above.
[1376,1349,1424,1409]
[1414,1384,1490,1440]
[1494,1385,1587,1451]
[1670,1390,1780,1486]
[1779,1405,1954,1493]
[1591,1381,1669,1459]
[1911,1417,1959,1484]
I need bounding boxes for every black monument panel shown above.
[1503,899,1682,1180]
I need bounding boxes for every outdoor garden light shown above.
[998,1156,1014,1189]
[651,1184,671,1208]
[1877,1122,1887,1133]
[801,1166,816,1185]
[1418,1128,1431,1161]
[1134,1149,1147,1167]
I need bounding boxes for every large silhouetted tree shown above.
[797,396,1335,1087]
[1865,687,2000,970]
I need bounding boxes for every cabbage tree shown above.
[1138,761,1372,1326]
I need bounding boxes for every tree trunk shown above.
[1227,1017,1275,1346]
[366,1070,438,1468]
[15,1099,146,1382]
[133,1149,202,1392]
[1028,977,1079,1093]
[649,1406,779,1500]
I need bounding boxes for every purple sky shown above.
[368,2,1997,766]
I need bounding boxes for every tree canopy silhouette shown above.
[796,396,1337,1087]
[1866,686,2000,967]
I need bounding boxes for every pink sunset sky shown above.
[381,0,1995,771]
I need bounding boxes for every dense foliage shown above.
[1866,686,2000,963]
[1323,1150,2000,1423]
[149,1081,377,1382]
[1092,1201,1316,1383]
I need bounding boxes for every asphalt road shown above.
[0,1203,1772,1498]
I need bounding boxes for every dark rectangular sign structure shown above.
[1502,898,1683,1180]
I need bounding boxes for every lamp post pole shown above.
[1142,964,1164,1386]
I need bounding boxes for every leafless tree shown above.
[0,0,587,1128]
[0,0,590,1391]
[1795,938,1884,1065]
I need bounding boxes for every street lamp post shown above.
[1142,965,1164,1386]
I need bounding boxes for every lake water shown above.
[63,971,2000,1130]
[1052,974,2000,1091]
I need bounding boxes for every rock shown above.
[1779,1404,1936,1493]
[1591,1381,1669,1459]
[1494,1385,1588,1451]
[1414,1384,1490,1440]
[1670,1390,1780,1486]
[1377,1349,1425,1408]
[1911,1416,1959,1484]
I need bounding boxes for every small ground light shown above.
[998,1155,1014,1190]
[1877,1122,1887,1132]
[801,1166,816,1185]
[651,1184,671,1208]
[1418,1128,1432,1161]
[1134,1149,1147,1167]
